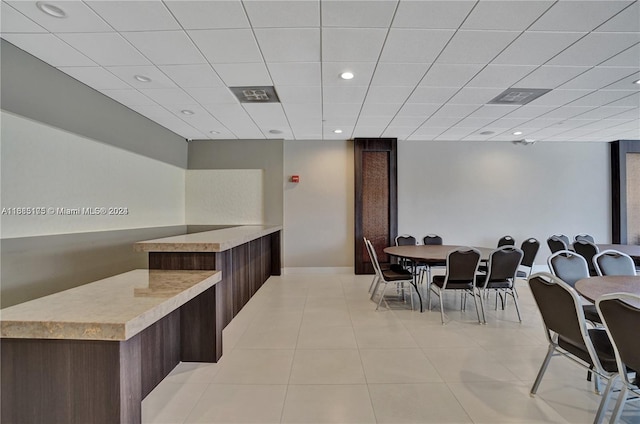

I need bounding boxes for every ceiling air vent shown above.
[230,86,280,103]
[488,88,551,105]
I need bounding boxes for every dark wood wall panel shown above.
[148,252,216,270]
[354,139,398,274]
[231,243,249,316]
[180,285,221,362]
[141,310,180,398]
[611,140,640,244]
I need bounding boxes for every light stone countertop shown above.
[1,269,221,341]
[133,224,282,252]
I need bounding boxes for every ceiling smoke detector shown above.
[488,88,551,105]
[229,86,280,103]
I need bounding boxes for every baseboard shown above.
[282,267,355,274]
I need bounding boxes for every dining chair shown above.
[547,235,569,254]
[366,238,415,311]
[528,273,618,424]
[593,249,637,277]
[419,234,446,285]
[428,247,482,324]
[547,250,601,324]
[394,234,417,272]
[596,293,640,423]
[422,234,443,245]
[475,246,524,323]
[573,240,600,276]
[575,233,596,243]
[516,237,540,278]
[497,235,515,247]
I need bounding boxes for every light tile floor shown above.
[143,273,640,424]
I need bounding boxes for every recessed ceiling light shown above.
[513,131,523,135]
[333,129,343,134]
[36,2,66,18]
[209,130,220,134]
[269,129,283,134]
[340,72,354,80]
[181,110,194,115]
[134,74,152,83]
[633,79,640,85]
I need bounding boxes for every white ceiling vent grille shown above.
[488,88,551,105]
[230,86,280,103]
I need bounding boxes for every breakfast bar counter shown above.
[1,269,222,424]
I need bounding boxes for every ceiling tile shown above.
[539,106,595,119]
[6,1,113,32]
[600,43,640,67]
[447,87,507,105]
[58,32,151,66]
[275,86,322,104]
[323,86,368,104]
[514,65,591,89]
[188,29,262,64]
[322,0,397,28]
[567,90,639,107]
[86,1,180,31]
[428,104,480,118]
[282,103,322,122]
[213,63,272,86]
[164,0,249,29]
[396,103,441,118]
[203,104,264,135]
[370,63,430,86]
[1,3,46,33]
[420,63,484,87]
[322,28,387,62]
[462,1,552,31]
[243,0,319,28]
[436,30,521,64]
[606,92,640,107]
[382,127,415,139]
[388,116,430,127]
[547,32,640,66]
[1,34,96,67]
[99,89,156,106]
[183,87,238,105]
[604,71,640,90]
[467,104,520,119]
[467,65,538,88]
[492,31,586,65]
[502,105,557,119]
[268,62,321,86]
[322,104,362,120]
[254,28,320,62]
[138,88,196,105]
[558,67,638,90]
[406,86,459,104]
[359,103,402,117]
[595,1,640,32]
[380,29,454,63]
[530,1,633,32]
[526,89,593,106]
[392,1,475,29]
[159,64,225,88]
[242,103,290,129]
[322,62,377,86]
[58,66,130,90]
[107,65,178,89]
[121,31,205,65]
[365,86,414,103]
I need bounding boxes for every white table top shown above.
[1,269,221,341]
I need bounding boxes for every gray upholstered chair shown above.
[475,246,524,323]
[593,249,637,277]
[429,247,482,324]
[596,293,640,423]
[574,233,595,243]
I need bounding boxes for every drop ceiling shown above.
[1,0,639,142]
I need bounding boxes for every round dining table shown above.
[596,244,640,262]
[383,245,495,312]
[575,275,640,308]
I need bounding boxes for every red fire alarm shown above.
[290,175,300,183]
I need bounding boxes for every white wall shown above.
[282,139,611,270]
[186,169,264,225]
[1,111,185,238]
[283,140,354,270]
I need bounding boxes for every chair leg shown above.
[471,289,483,324]
[593,375,617,424]
[368,275,379,294]
[375,283,389,311]
[438,289,446,324]
[477,288,487,324]
[609,385,628,424]
[510,288,522,322]
[531,344,556,395]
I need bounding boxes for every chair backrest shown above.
[479,246,523,287]
[547,250,589,287]
[528,273,605,372]
[395,234,417,246]
[547,235,568,254]
[497,235,515,247]
[574,233,595,243]
[422,234,443,245]
[520,238,540,268]
[597,293,640,382]
[445,247,481,282]
[572,240,599,275]
[364,238,382,277]
[593,249,637,276]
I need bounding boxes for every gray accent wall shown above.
[188,139,284,226]
[1,40,188,168]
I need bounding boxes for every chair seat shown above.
[583,304,602,324]
[484,279,512,289]
[381,268,412,281]
[432,275,473,289]
[558,329,617,373]
[389,263,411,274]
